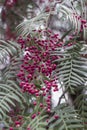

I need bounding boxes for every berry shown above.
[9,127,14,130]
[54,115,59,119]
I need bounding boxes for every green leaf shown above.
[49,103,83,130]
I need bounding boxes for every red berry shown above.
[33,101,37,106]
[31,114,36,119]
[46,119,49,122]
[47,108,51,113]
[9,127,14,130]
[54,115,59,119]
[15,121,20,125]
[40,103,43,108]
[27,127,31,130]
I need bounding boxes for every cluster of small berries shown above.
[17,30,60,116]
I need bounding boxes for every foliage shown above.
[21,110,48,130]
[16,0,87,39]
[16,11,50,37]
[75,87,87,129]
[0,40,25,124]
[52,40,87,93]
[0,0,87,130]
[48,103,83,130]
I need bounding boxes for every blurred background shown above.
[0,0,77,40]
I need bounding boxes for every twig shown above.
[57,88,68,105]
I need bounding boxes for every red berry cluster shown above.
[8,109,23,129]
[5,0,17,8]
[17,29,60,114]
[73,13,87,32]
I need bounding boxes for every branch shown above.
[57,88,68,105]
